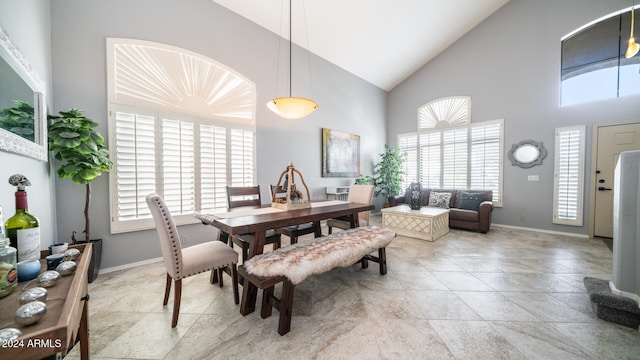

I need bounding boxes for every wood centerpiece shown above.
[271,162,311,210]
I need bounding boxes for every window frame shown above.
[553,125,586,226]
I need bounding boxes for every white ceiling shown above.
[211,0,510,91]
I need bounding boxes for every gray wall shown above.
[0,1,55,248]
[49,0,387,269]
[388,0,640,235]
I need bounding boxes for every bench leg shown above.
[378,248,387,275]
[278,279,296,336]
[261,286,274,318]
[240,277,258,315]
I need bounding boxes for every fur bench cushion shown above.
[243,226,396,284]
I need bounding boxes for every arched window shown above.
[106,38,257,233]
[561,6,640,105]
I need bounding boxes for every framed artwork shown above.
[322,128,360,177]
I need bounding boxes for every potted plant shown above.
[48,108,112,282]
[354,174,373,185]
[373,144,406,206]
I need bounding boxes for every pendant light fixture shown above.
[267,0,318,119]
[626,0,639,59]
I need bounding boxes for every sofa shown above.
[388,188,493,233]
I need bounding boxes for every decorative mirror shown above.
[508,140,547,168]
[0,24,47,161]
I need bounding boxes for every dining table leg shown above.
[239,230,267,316]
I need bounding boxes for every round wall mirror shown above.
[508,140,547,168]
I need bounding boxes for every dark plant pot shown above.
[77,238,102,283]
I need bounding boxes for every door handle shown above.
[598,186,612,191]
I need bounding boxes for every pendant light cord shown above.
[288,0,292,98]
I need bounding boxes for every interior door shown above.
[593,122,640,238]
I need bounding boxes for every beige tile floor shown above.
[67,215,640,359]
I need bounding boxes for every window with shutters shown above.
[106,38,256,233]
[399,97,502,206]
[398,119,503,206]
[553,125,586,226]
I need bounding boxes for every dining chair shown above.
[146,193,239,328]
[226,185,282,261]
[327,184,375,234]
[270,185,322,244]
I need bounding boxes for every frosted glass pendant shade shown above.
[267,97,318,120]
[626,37,639,58]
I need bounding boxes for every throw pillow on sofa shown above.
[459,191,485,211]
[428,192,452,208]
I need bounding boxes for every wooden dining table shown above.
[195,200,375,314]
[196,200,374,258]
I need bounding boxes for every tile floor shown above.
[67,215,640,359]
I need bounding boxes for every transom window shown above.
[106,38,256,233]
[561,6,640,106]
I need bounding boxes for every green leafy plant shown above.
[373,144,406,203]
[354,174,373,185]
[48,108,112,243]
[0,100,35,141]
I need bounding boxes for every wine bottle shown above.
[5,176,40,262]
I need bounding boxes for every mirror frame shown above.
[0,24,47,162]
[507,140,547,168]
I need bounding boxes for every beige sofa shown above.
[388,188,493,233]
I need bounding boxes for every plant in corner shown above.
[373,144,406,206]
[48,108,112,282]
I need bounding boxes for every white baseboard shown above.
[98,256,162,274]
[491,223,590,238]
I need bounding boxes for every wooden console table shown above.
[0,243,91,359]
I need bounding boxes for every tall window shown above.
[553,125,586,226]
[399,97,503,206]
[561,6,640,106]
[107,39,256,233]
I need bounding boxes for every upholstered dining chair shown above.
[270,185,322,244]
[146,193,239,328]
[226,185,282,261]
[327,184,375,234]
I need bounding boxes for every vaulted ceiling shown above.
[211,0,510,91]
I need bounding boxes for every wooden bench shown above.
[238,226,396,335]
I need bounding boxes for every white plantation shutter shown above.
[397,119,503,206]
[442,128,468,189]
[553,125,585,225]
[230,129,254,186]
[162,118,195,215]
[398,134,418,190]
[113,110,156,223]
[200,124,227,211]
[109,106,256,233]
[470,122,502,204]
[419,132,441,189]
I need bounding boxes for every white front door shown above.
[593,122,640,238]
